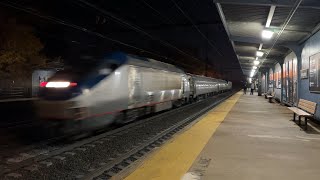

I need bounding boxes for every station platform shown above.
[122,91,320,180]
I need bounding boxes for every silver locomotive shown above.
[36,52,232,133]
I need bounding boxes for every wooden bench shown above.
[266,92,275,103]
[288,99,317,130]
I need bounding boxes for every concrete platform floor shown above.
[186,93,320,180]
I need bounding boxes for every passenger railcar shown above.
[36,52,232,133]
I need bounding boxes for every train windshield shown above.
[48,58,120,82]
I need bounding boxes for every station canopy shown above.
[214,0,320,76]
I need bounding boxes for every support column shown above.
[258,71,262,96]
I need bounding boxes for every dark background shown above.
[0,0,243,82]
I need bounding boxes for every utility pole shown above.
[205,25,209,76]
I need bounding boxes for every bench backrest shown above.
[298,99,317,114]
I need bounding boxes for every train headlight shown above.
[44,81,77,88]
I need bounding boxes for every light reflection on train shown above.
[36,52,232,133]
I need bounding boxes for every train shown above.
[36,52,232,133]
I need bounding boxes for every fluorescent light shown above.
[253,66,257,69]
[266,6,276,27]
[256,51,264,57]
[262,30,274,39]
[254,60,260,65]
[255,57,258,60]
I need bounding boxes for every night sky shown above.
[0,0,243,82]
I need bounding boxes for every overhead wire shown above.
[166,0,188,25]
[138,0,175,25]
[0,0,195,69]
[170,0,223,57]
[35,30,97,48]
[74,0,203,63]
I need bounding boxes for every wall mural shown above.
[278,70,282,89]
[309,52,320,92]
[293,59,297,104]
[275,71,281,89]
[288,60,293,103]
[269,70,274,89]
[282,63,286,101]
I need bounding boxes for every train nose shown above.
[35,101,88,120]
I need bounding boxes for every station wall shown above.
[265,30,320,121]
[300,30,320,120]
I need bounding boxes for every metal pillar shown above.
[258,71,262,96]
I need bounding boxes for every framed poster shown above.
[293,59,298,104]
[277,71,282,88]
[269,71,274,88]
[282,63,287,101]
[309,52,320,92]
[301,69,308,79]
[288,60,293,103]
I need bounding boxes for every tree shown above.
[0,18,46,80]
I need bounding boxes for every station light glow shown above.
[262,30,274,39]
[256,51,264,57]
[253,60,260,65]
[250,69,256,78]
[253,66,257,70]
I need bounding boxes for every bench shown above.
[266,92,275,103]
[288,99,317,130]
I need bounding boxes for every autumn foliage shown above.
[0,18,46,79]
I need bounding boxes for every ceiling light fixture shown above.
[256,51,264,57]
[254,60,260,65]
[262,30,274,39]
[250,70,256,77]
[253,66,257,69]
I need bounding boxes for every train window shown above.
[98,63,119,75]
[99,68,112,75]
[110,64,118,71]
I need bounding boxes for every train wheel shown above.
[114,111,127,124]
[114,109,139,124]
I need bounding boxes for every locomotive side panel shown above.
[127,65,143,108]
[140,67,183,105]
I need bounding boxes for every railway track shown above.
[1,91,236,180]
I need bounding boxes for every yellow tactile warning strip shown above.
[123,92,242,180]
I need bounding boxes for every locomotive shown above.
[36,52,232,133]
